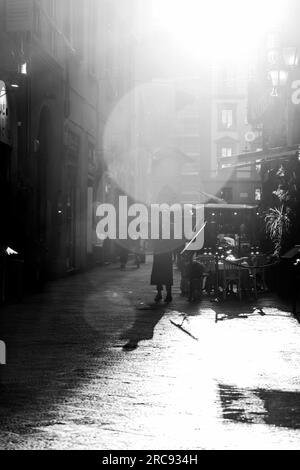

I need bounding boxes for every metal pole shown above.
[180,222,207,254]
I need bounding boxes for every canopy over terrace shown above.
[112,201,258,241]
[103,198,259,257]
[203,203,257,210]
[151,202,258,251]
[179,203,257,252]
[218,145,299,170]
[198,203,259,251]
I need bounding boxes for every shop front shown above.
[0,79,23,302]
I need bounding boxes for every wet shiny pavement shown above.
[0,259,300,449]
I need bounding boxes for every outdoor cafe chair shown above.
[250,254,268,293]
[219,259,242,300]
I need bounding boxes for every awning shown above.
[219,146,299,170]
[179,202,257,211]
[204,203,257,210]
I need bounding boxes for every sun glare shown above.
[151,0,285,62]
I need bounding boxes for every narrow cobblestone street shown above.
[1,257,300,450]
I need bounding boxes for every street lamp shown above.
[282,47,298,68]
[268,69,288,96]
[267,44,299,97]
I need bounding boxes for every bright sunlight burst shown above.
[151,0,286,61]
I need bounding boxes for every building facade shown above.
[0,0,141,287]
[0,0,121,291]
[7,0,101,283]
[208,61,262,205]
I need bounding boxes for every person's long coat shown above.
[150,240,173,286]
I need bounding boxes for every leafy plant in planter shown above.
[265,206,291,257]
[264,162,298,257]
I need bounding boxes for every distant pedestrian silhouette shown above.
[151,240,173,303]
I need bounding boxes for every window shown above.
[63,0,73,43]
[88,0,97,75]
[33,3,41,37]
[0,81,11,145]
[217,139,236,159]
[88,142,96,176]
[221,109,233,128]
[49,28,57,57]
[47,0,56,18]
[221,146,233,158]
[255,188,262,201]
[218,103,236,130]
[215,66,237,93]
[72,7,84,58]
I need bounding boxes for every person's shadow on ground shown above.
[120,304,167,351]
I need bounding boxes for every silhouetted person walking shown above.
[151,240,173,303]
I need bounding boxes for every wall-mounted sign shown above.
[245,131,256,143]
[0,81,12,146]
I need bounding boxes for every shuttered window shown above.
[6,0,33,32]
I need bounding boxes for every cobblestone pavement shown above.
[1,257,300,450]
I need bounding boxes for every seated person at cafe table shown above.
[217,233,236,248]
[221,248,252,297]
[205,245,251,298]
